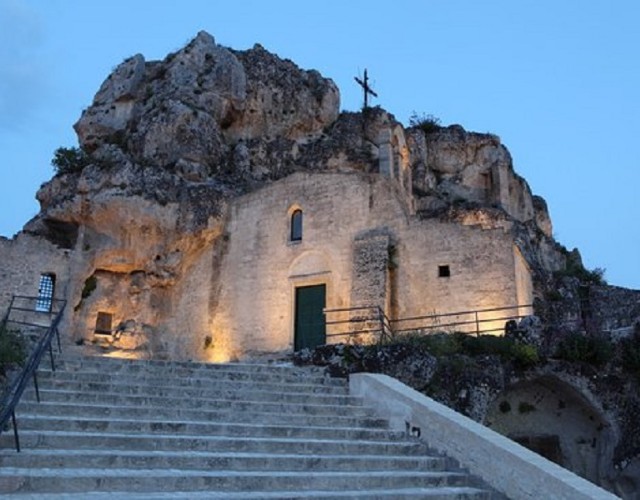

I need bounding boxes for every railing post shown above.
[55,326,62,353]
[475,311,480,336]
[378,307,385,345]
[33,372,41,403]
[11,410,20,453]
[49,340,55,372]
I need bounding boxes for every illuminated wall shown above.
[210,171,531,358]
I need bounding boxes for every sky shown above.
[0,0,638,290]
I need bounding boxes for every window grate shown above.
[36,274,56,312]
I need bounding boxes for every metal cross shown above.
[354,69,378,109]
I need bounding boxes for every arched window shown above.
[290,209,303,242]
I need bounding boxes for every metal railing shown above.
[0,295,66,452]
[391,304,534,337]
[324,305,394,345]
[322,304,534,345]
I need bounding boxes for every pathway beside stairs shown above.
[0,354,501,499]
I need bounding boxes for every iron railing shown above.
[391,304,534,337]
[324,305,394,345]
[0,295,66,452]
[323,304,534,345]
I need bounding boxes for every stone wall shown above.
[0,233,71,318]
[209,171,529,359]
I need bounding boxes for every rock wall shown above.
[409,124,553,239]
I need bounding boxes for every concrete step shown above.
[0,449,449,472]
[26,378,356,405]
[34,369,349,395]
[0,468,478,494]
[14,400,389,428]
[0,354,497,498]
[0,487,495,499]
[0,430,431,455]
[19,389,371,416]
[8,415,404,441]
[49,356,339,385]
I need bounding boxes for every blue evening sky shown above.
[1,0,638,289]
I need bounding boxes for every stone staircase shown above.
[0,355,500,499]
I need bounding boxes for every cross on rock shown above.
[354,69,378,109]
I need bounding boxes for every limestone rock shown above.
[73,31,338,178]
[413,124,542,230]
[533,195,553,238]
[74,54,146,151]
[229,43,339,142]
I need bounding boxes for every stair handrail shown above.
[0,297,66,452]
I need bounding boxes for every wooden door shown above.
[294,284,326,351]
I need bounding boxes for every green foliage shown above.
[461,335,540,369]
[555,333,613,366]
[397,332,463,357]
[555,250,606,285]
[0,324,26,376]
[409,112,442,135]
[81,275,98,299]
[510,343,541,369]
[563,265,607,285]
[51,147,90,175]
[460,334,513,357]
[400,332,540,369]
[545,289,563,302]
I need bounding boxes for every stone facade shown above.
[206,171,532,360]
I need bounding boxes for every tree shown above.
[51,147,90,175]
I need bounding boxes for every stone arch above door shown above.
[288,250,332,279]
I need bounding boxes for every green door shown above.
[294,284,326,351]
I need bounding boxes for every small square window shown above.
[95,312,113,335]
[438,265,451,278]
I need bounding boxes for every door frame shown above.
[293,283,327,351]
[289,273,332,350]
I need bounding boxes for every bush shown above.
[409,112,442,135]
[510,344,540,369]
[555,333,613,366]
[0,324,26,377]
[555,250,607,285]
[400,332,540,369]
[51,147,90,175]
[397,332,463,357]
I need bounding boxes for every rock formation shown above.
[2,30,639,498]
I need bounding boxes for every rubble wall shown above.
[0,234,71,317]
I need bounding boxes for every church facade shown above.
[209,169,533,360]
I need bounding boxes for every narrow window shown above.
[35,273,56,312]
[438,265,451,278]
[95,312,113,335]
[290,209,303,242]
